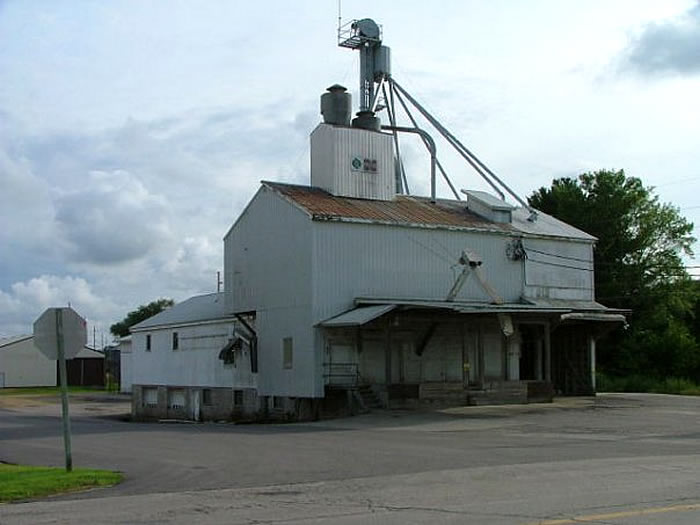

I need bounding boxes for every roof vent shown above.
[461,190,514,224]
[321,84,352,126]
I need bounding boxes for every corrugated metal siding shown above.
[0,338,56,387]
[223,187,320,397]
[223,186,597,397]
[522,238,594,301]
[225,187,313,313]
[310,124,394,201]
[130,322,256,389]
[311,221,525,323]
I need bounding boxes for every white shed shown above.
[129,292,259,421]
[0,334,107,389]
[0,335,56,388]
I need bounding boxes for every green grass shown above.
[0,464,122,503]
[0,386,105,396]
[597,373,700,395]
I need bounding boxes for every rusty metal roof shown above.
[263,181,514,233]
[261,181,596,241]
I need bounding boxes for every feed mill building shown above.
[130,19,624,421]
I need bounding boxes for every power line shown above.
[527,258,594,272]
[655,176,700,188]
[524,246,698,272]
[406,234,452,264]
[524,246,591,263]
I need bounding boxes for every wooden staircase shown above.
[356,384,383,410]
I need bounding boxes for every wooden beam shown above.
[544,321,552,382]
[415,323,438,356]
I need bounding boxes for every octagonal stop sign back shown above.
[33,307,87,360]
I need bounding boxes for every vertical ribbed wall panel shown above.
[225,187,320,397]
[311,222,525,323]
[311,123,395,200]
[523,238,594,300]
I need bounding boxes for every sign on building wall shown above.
[350,156,378,173]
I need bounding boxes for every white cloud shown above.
[0,275,119,338]
[0,104,315,337]
[54,170,172,264]
[620,2,700,76]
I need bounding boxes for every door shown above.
[483,331,505,380]
[421,326,463,383]
[402,341,421,383]
[463,327,479,387]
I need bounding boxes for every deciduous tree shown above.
[110,298,175,338]
[529,169,697,378]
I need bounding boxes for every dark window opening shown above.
[202,389,212,406]
[283,337,293,369]
[233,390,243,406]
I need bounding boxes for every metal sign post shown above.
[55,309,73,472]
[34,306,86,473]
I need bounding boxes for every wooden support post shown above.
[544,321,552,383]
[589,334,597,392]
[478,324,485,386]
[385,317,392,386]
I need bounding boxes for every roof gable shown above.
[0,334,33,349]
[130,292,232,331]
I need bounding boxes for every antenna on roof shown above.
[337,0,342,35]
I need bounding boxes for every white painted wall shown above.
[311,220,526,323]
[119,338,132,393]
[310,124,395,201]
[131,320,256,389]
[224,186,319,397]
[523,237,594,300]
[0,337,56,387]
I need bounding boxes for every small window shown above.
[233,389,243,406]
[273,396,285,409]
[172,332,179,350]
[143,387,158,408]
[202,389,212,406]
[282,337,293,369]
[168,389,185,409]
[145,334,151,352]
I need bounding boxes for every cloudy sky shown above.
[1,0,699,343]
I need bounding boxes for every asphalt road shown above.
[1,392,699,524]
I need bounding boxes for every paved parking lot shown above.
[1,392,700,523]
